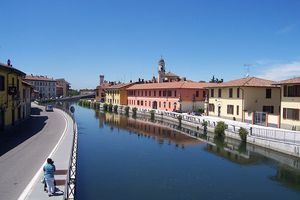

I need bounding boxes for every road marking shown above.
[17,108,70,200]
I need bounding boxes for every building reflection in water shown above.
[93,109,300,191]
[97,111,202,149]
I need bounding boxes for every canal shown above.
[74,104,300,200]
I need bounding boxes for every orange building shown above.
[127,81,214,112]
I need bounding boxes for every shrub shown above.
[103,103,108,111]
[202,120,208,134]
[239,127,248,142]
[214,121,227,137]
[125,106,130,115]
[197,108,204,114]
[132,107,137,118]
[108,103,113,112]
[150,110,155,120]
[177,115,182,127]
[113,105,118,113]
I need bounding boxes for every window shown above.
[209,104,215,112]
[284,85,300,97]
[263,106,274,114]
[169,102,171,108]
[229,88,233,98]
[203,91,206,98]
[266,88,272,99]
[210,89,214,97]
[159,91,161,96]
[137,100,140,105]
[227,105,234,114]
[218,89,222,98]
[196,91,199,97]
[154,91,156,96]
[141,101,143,106]
[163,90,166,97]
[0,75,5,91]
[174,90,177,97]
[283,108,299,120]
[167,90,172,97]
[237,88,240,98]
[236,105,239,115]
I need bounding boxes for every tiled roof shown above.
[164,72,179,77]
[24,75,56,82]
[205,77,278,88]
[127,81,216,90]
[276,77,300,84]
[22,81,33,87]
[106,83,134,89]
[0,62,26,76]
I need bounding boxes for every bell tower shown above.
[158,56,166,83]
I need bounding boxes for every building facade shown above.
[206,77,281,127]
[22,81,32,119]
[127,81,211,112]
[56,78,70,97]
[24,75,56,99]
[276,77,300,130]
[105,83,133,106]
[96,75,110,103]
[0,61,27,130]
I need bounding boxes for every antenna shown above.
[243,64,252,77]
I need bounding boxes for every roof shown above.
[0,62,26,76]
[22,81,33,87]
[205,77,278,88]
[275,77,300,85]
[24,75,56,82]
[106,83,134,90]
[164,72,179,77]
[127,81,216,90]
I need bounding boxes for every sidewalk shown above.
[19,108,75,200]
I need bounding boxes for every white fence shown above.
[135,107,300,145]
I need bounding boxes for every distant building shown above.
[56,78,70,97]
[79,89,95,95]
[127,81,212,112]
[24,75,56,99]
[0,60,27,130]
[105,83,133,105]
[157,57,180,83]
[205,77,281,127]
[96,75,111,103]
[275,77,300,130]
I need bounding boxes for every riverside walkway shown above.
[0,103,75,200]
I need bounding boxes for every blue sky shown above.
[1,0,300,89]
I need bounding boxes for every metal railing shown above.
[53,105,78,200]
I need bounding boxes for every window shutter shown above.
[283,108,286,119]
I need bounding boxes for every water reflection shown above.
[92,110,300,191]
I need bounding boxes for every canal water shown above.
[75,104,300,200]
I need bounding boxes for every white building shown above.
[24,75,56,99]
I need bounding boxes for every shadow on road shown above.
[31,107,43,115]
[0,114,48,156]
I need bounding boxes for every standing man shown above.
[43,158,56,196]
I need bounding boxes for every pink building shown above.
[127,81,214,112]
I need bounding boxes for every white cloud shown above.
[257,61,300,81]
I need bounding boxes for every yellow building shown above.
[276,77,300,131]
[105,83,133,106]
[0,61,26,130]
[205,77,281,127]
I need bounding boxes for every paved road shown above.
[0,104,67,200]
